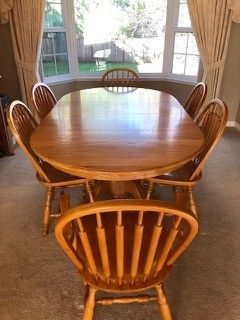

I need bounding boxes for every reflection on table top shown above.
[31,87,204,181]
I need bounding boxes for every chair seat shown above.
[37,162,89,186]
[148,162,201,186]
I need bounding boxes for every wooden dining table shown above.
[30,87,204,198]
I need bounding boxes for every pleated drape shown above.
[187,0,233,102]
[0,0,13,23]
[0,0,45,109]
[227,0,240,23]
[9,0,45,107]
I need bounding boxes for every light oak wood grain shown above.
[101,67,140,91]
[32,82,57,122]
[55,197,198,319]
[184,82,207,121]
[31,88,204,181]
[7,101,93,235]
[147,98,229,216]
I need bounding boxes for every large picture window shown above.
[41,0,199,82]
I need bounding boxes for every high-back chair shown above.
[146,99,228,215]
[184,82,207,121]
[7,101,93,235]
[32,82,57,121]
[101,68,140,93]
[55,198,198,320]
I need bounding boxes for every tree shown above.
[120,1,159,38]
[74,0,89,38]
[113,0,130,9]
[45,3,63,28]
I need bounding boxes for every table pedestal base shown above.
[94,180,146,200]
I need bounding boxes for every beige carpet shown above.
[0,127,240,320]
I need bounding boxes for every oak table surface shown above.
[30,87,204,181]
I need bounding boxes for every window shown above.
[172,0,199,77]
[41,1,70,78]
[41,0,199,83]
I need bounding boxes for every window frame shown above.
[41,0,199,84]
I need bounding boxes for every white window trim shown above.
[42,0,199,85]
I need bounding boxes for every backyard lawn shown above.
[42,61,139,77]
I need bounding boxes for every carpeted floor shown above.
[0,127,240,320]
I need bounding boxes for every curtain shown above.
[0,0,45,108]
[0,0,13,23]
[227,0,240,23]
[187,0,233,102]
[9,0,46,106]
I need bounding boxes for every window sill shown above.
[44,74,197,86]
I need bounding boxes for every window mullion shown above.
[162,0,179,77]
[62,0,79,78]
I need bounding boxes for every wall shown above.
[0,23,21,101]
[236,101,240,124]
[50,80,193,106]
[220,22,240,123]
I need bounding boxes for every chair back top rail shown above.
[7,100,50,182]
[55,199,198,292]
[185,82,207,121]
[101,68,140,89]
[32,82,57,121]
[190,98,228,180]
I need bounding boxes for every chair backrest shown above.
[185,82,207,121]
[7,101,50,182]
[190,98,228,180]
[55,199,198,291]
[32,82,57,121]
[101,68,140,91]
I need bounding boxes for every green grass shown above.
[42,61,139,77]
[43,61,69,77]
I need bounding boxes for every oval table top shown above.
[30,87,204,181]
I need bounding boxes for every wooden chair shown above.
[55,197,198,320]
[146,98,228,216]
[184,82,207,121]
[32,82,57,121]
[101,68,140,93]
[7,101,94,235]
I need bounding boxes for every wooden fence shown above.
[42,37,162,63]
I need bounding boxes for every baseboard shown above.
[227,121,235,127]
[234,121,240,132]
[227,120,240,132]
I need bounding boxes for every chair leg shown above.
[42,187,54,236]
[187,186,197,216]
[83,286,96,320]
[156,284,172,320]
[146,180,154,199]
[173,186,185,207]
[85,182,95,203]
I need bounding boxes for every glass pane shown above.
[174,32,188,54]
[178,3,191,27]
[45,1,63,27]
[42,55,56,77]
[187,33,198,54]
[42,32,54,55]
[56,54,69,75]
[185,55,199,76]
[74,0,167,74]
[54,32,67,53]
[172,54,185,74]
